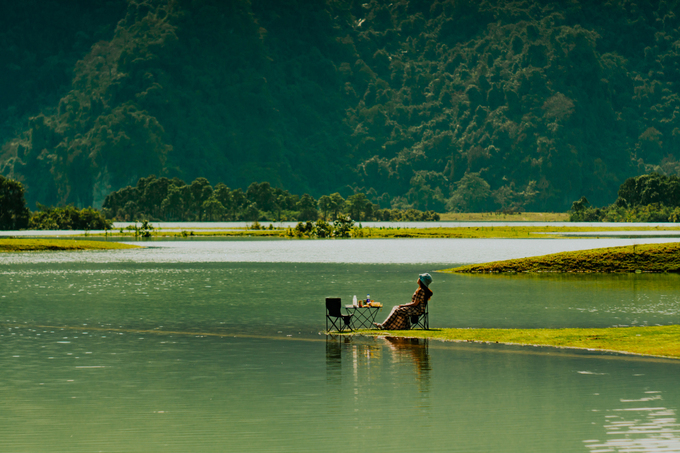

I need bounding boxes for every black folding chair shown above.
[326,297,353,332]
[410,303,429,329]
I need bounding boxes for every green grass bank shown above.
[0,238,140,252]
[440,242,680,273]
[356,325,680,359]
[86,225,680,240]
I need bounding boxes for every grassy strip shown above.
[439,212,570,222]
[84,229,286,238]
[351,225,680,239]
[0,238,141,252]
[358,325,680,359]
[27,225,680,240]
[440,242,680,273]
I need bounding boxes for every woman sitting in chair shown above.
[374,273,432,330]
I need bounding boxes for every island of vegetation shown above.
[356,325,680,360]
[0,238,140,252]
[440,242,680,273]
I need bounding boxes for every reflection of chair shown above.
[326,297,353,332]
[410,303,429,329]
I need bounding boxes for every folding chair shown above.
[326,297,353,332]
[410,303,429,329]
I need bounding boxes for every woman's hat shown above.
[419,273,433,287]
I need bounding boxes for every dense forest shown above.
[0,175,109,230]
[2,0,680,212]
[570,173,680,222]
[102,175,440,221]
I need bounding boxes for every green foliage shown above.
[286,216,355,238]
[103,174,439,222]
[0,175,30,230]
[570,174,680,222]
[29,204,111,230]
[446,172,492,212]
[296,194,319,221]
[8,0,680,212]
[374,208,440,221]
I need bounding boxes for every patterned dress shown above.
[377,286,431,330]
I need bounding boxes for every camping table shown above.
[344,305,382,330]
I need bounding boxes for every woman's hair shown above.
[418,279,433,301]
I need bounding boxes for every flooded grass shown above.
[26,224,680,239]
[358,325,680,359]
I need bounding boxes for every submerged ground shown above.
[358,325,680,360]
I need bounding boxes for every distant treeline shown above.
[30,204,111,230]
[570,174,680,222]
[0,175,110,230]
[103,175,440,222]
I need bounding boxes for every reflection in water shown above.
[325,336,431,394]
[325,334,344,385]
[585,391,680,452]
[382,337,431,384]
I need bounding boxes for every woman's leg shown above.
[377,306,411,330]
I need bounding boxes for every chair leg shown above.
[327,315,342,332]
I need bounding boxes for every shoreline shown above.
[6,224,680,240]
[349,325,680,360]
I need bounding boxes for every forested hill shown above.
[2,0,680,212]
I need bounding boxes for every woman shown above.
[374,273,432,330]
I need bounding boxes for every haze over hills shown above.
[1,0,680,212]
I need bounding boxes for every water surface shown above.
[2,239,680,452]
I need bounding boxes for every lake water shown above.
[2,239,680,452]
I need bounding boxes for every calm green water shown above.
[2,240,680,452]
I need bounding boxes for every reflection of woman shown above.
[374,273,432,330]
[383,336,430,377]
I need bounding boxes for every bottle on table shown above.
[353,295,357,307]
[367,294,370,305]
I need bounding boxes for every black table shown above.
[344,305,382,329]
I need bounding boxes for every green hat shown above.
[419,273,433,288]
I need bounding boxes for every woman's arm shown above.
[398,289,424,308]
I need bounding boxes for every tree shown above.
[571,196,590,213]
[318,195,332,219]
[231,189,248,220]
[0,176,30,230]
[244,202,260,221]
[202,196,226,221]
[492,181,538,212]
[328,193,345,220]
[189,178,213,220]
[246,182,277,212]
[213,183,233,216]
[296,194,318,221]
[161,185,184,220]
[346,193,371,221]
[141,176,171,218]
[447,173,491,212]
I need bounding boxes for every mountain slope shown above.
[2,0,680,211]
